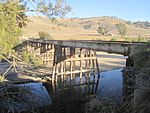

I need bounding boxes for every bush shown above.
[22,50,43,66]
[38,32,52,40]
[115,23,127,37]
[110,37,117,41]
[137,35,145,42]
[97,26,109,36]
[131,42,150,68]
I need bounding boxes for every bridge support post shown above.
[51,46,100,90]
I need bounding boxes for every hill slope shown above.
[21,16,150,41]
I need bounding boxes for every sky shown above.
[66,0,150,21]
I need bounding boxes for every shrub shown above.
[38,32,52,40]
[115,23,127,37]
[97,26,109,36]
[110,37,117,41]
[124,37,129,41]
[131,42,150,68]
[22,50,43,66]
[137,35,145,42]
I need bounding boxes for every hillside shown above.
[133,21,150,29]
[21,16,150,41]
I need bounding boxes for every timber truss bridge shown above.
[15,39,143,94]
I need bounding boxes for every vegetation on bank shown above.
[0,2,21,55]
[0,1,25,82]
[131,42,150,113]
[132,42,150,68]
[0,83,31,113]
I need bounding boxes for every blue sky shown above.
[66,0,150,21]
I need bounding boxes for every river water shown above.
[97,69,123,103]
[17,68,123,110]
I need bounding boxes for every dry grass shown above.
[0,75,7,82]
[85,99,116,113]
[0,83,31,113]
[21,16,150,41]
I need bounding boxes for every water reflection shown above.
[18,83,52,109]
[97,69,123,104]
[16,68,124,111]
[52,69,123,103]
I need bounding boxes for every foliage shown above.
[123,36,146,42]
[131,42,150,113]
[22,50,43,66]
[0,2,21,55]
[116,23,127,37]
[123,37,129,41]
[132,42,150,68]
[97,26,109,36]
[110,37,117,41]
[16,3,28,28]
[84,24,92,30]
[21,0,71,18]
[137,35,145,42]
[38,31,53,40]
[0,0,71,70]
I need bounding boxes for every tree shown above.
[116,23,127,37]
[97,26,108,36]
[38,31,52,40]
[0,0,71,54]
[0,0,71,75]
[19,0,71,18]
[0,2,21,54]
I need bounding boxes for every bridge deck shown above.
[26,39,142,56]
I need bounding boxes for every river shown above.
[16,68,124,111]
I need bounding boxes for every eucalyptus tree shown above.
[97,26,108,36]
[116,23,127,37]
[0,0,71,75]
